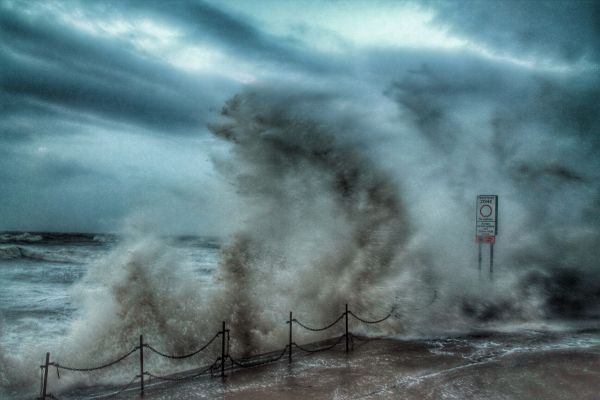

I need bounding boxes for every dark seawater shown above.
[1,232,598,399]
[0,232,221,399]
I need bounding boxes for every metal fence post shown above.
[221,321,226,378]
[345,304,349,353]
[288,311,293,363]
[139,335,144,397]
[41,352,50,399]
[226,328,231,371]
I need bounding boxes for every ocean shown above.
[1,232,599,399]
[0,232,221,399]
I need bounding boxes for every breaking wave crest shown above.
[0,233,43,243]
[210,90,414,351]
[0,246,77,263]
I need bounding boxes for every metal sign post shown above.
[490,242,494,278]
[476,195,498,280]
[478,242,482,278]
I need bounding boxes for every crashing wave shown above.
[0,246,75,263]
[0,233,43,243]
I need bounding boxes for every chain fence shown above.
[348,310,392,324]
[51,347,139,373]
[291,312,345,331]
[144,332,221,359]
[37,304,392,399]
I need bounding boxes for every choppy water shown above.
[1,232,599,400]
[0,232,221,399]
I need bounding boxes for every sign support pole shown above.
[489,242,494,280]
[478,242,482,278]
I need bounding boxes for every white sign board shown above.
[476,195,498,243]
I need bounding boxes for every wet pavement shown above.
[62,331,600,400]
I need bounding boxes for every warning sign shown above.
[476,195,498,243]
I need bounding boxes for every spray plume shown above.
[209,89,414,351]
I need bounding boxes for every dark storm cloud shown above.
[133,0,330,71]
[0,1,233,137]
[427,0,600,64]
[0,0,346,233]
[0,0,341,145]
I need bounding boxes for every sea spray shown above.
[210,89,414,347]
[209,86,600,340]
[0,315,34,398]
[35,230,223,393]
[385,64,600,323]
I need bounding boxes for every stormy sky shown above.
[0,0,598,235]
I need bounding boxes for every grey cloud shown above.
[0,147,112,188]
[131,0,336,73]
[0,2,234,136]
[0,147,123,232]
[37,157,106,182]
[0,1,346,234]
[426,0,600,64]
[0,0,345,147]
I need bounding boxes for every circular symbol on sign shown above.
[480,205,493,218]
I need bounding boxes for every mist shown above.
[207,69,600,336]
